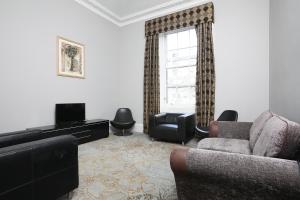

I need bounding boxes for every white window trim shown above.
[159,27,196,113]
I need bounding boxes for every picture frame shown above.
[57,36,85,79]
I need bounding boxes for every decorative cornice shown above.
[74,0,210,27]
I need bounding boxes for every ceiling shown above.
[95,0,173,17]
[74,0,209,26]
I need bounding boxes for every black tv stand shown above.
[27,119,109,144]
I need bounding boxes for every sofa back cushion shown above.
[253,115,300,159]
[0,130,42,148]
[165,113,182,124]
[249,111,273,150]
[275,115,300,159]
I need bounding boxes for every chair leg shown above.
[182,141,185,145]
[122,129,125,136]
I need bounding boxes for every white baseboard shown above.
[132,123,144,133]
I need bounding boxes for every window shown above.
[160,28,197,113]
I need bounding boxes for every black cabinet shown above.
[28,119,109,144]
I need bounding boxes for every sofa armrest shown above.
[177,113,195,142]
[0,135,78,197]
[209,121,252,140]
[170,148,300,200]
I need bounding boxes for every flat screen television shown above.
[55,103,85,124]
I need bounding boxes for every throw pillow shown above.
[253,116,287,158]
[249,110,273,150]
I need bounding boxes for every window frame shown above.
[159,27,197,113]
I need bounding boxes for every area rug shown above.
[68,133,196,200]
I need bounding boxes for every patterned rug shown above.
[64,133,198,200]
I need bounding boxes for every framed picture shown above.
[57,36,85,78]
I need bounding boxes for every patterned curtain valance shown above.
[145,2,214,37]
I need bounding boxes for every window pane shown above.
[167,87,195,105]
[190,29,197,46]
[190,47,197,59]
[178,30,190,48]
[167,48,190,62]
[167,66,196,86]
[167,48,196,67]
[160,28,197,110]
[167,88,177,105]
[167,33,177,50]
[167,59,196,68]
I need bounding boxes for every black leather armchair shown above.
[149,113,195,145]
[0,134,78,200]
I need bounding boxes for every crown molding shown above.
[74,0,209,27]
[119,0,185,21]
[74,0,121,26]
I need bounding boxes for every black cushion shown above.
[110,121,135,129]
[0,129,42,148]
[165,113,182,124]
[151,124,179,142]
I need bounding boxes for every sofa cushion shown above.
[275,115,300,159]
[249,110,273,150]
[253,115,300,159]
[165,113,182,124]
[197,138,251,155]
[0,130,42,148]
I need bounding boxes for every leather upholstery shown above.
[149,113,195,143]
[0,129,44,148]
[0,135,78,200]
[110,108,136,130]
[217,110,238,121]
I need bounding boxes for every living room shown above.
[0,0,299,199]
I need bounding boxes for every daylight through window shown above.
[160,28,197,113]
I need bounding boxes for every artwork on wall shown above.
[57,36,85,78]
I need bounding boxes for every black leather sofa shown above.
[0,130,78,200]
[149,113,195,144]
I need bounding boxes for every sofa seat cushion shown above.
[253,115,300,159]
[157,124,178,130]
[151,124,181,142]
[197,138,251,155]
[249,110,273,150]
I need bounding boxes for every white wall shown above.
[270,0,300,123]
[118,22,145,126]
[213,0,269,121]
[0,0,120,133]
[118,0,270,126]
[0,0,271,133]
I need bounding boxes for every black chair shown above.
[195,110,238,138]
[149,113,195,145]
[110,108,136,136]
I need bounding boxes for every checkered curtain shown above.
[143,35,160,134]
[143,2,215,133]
[196,22,215,127]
